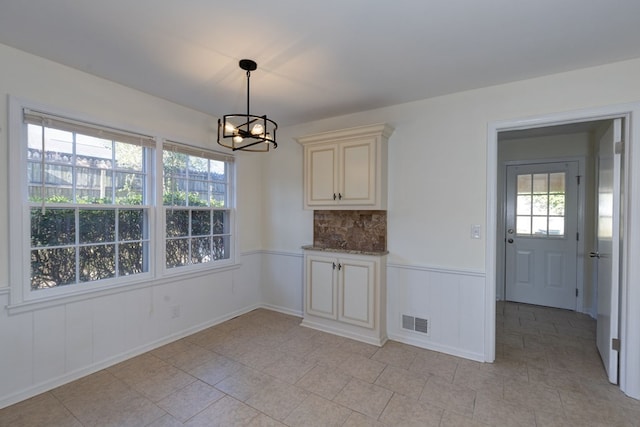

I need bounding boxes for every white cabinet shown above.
[297,123,394,210]
[302,249,387,345]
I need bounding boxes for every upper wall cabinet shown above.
[296,123,394,210]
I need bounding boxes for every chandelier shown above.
[217,59,278,152]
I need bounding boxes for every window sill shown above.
[6,262,242,315]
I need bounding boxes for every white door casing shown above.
[596,118,622,384]
[487,103,640,400]
[505,161,579,310]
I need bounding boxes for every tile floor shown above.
[2,302,640,426]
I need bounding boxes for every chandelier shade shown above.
[217,59,278,152]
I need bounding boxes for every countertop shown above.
[301,245,388,256]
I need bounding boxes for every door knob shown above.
[507,238,514,244]
[589,251,601,258]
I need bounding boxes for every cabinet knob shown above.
[338,263,342,270]
[338,193,342,200]
[333,193,337,200]
[332,262,336,269]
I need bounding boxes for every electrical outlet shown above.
[171,305,180,319]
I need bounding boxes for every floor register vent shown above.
[402,314,430,336]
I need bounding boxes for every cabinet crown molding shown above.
[295,123,394,145]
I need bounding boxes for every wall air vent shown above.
[401,314,430,336]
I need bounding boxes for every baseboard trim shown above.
[387,332,484,362]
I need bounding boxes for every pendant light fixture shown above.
[217,59,278,152]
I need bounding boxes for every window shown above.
[10,104,235,304]
[516,172,566,237]
[163,143,233,269]
[24,110,154,291]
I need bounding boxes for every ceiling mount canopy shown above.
[217,59,277,152]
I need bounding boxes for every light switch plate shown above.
[471,224,481,239]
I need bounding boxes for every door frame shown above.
[499,158,585,312]
[486,102,640,399]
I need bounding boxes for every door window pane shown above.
[516,216,532,234]
[515,172,565,238]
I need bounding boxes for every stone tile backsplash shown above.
[313,210,387,252]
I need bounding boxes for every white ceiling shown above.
[2,1,640,126]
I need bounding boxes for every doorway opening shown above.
[486,104,640,400]
[497,121,611,316]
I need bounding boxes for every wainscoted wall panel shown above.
[0,253,263,410]
[387,264,486,361]
[259,252,487,361]
[261,251,304,317]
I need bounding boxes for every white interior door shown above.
[595,118,622,384]
[505,161,579,310]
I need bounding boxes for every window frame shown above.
[160,141,236,275]
[8,97,237,309]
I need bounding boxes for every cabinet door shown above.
[338,258,375,328]
[306,144,338,206]
[306,255,338,319]
[339,139,376,205]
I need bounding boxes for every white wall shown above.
[0,44,264,408]
[262,57,640,365]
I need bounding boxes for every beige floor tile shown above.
[245,379,309,421]
[532,410,583,427]
[374,365,427,399]
[262,353,316,384]
[183,326,230,347]
[440,410,491,427]
[503,378,564,415]
[559,389,631,426]
[163,344,219,371]
[51,370,119,404]
[421,374,477,417]
[453,364,504,399]
[334,377,393,419]
[206,334,259,359]
[283,324,319,341]
[185,395,260,427]
[379,393,443,426]
[187,351,242,385]
[108,353,196,402]
[341,411,385,427]
[338,353,387,383]
[473,356,529,381]
[295,364,352,400]
[247,413,287,426]
[152,338,202,360]
[156,379,225,422]
[235,345,286,370]
[498,332,525,349]
[310,330,349,347]
[371,341,418,369]
[146,413,186,427]
[306,344,353,368]
[283,394,352,427]
[0,392,82,427]
[527,366,586,394]
[215,366,274,401]
[473,394,536,426]
[409,352,459,382]
[277,335,318,357]
[54,375,165,426]
[340,339,380,357]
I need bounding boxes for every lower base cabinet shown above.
[301,249,387,346]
